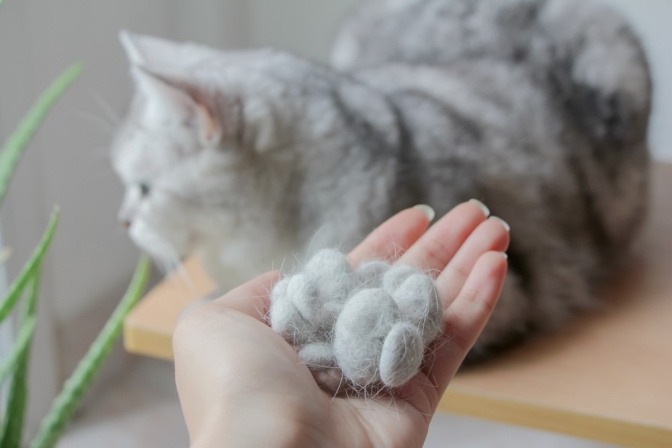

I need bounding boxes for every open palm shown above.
[174,201,509,447]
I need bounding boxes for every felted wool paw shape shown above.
[269,249,354,345]
[269,249,443,390]
[334,264,443,387]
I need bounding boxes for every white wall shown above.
[246,0,358,61]
[0,0,669,437]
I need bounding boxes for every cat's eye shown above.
[139,182,151,197]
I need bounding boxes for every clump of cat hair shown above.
[269,249,443,392]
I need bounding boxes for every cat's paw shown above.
[333,264,442,388]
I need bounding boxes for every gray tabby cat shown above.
[111,0,651,359]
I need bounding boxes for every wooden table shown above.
[124,163,672,448]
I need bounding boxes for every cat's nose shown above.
[121,219,132,230]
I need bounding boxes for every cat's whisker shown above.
[89,90,121,126]
[159,246,196,292]
[175,261,197,293]
[154,257,171,277]
[73,109,117,135]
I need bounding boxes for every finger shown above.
[397,200,490,274]
[423,251,508,398]
[435,216,510,305]
[348,206,433,266]
[210,270,282,321]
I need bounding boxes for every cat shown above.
[111,0,651,359]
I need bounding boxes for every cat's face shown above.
[111,32,236,268]
[111,101,198,266]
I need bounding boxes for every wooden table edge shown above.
[439,387,672,448]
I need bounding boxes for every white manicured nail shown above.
[489,216,511,232]
[468,199,490,217]
[413,204,435,222]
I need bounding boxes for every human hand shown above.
[173,200,509,447]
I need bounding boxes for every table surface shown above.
[124,163,672,448]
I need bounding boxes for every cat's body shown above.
[112,0,651,357]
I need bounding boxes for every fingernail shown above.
[468,199,490,217]
[500,252,509,260]
[489,216,511,232]
[413,204,435,222]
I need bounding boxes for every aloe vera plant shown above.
[1,65,80,448]
[0,26,150,448]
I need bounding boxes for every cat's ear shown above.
[119,30,144,65]
[119,30,184,68]
[120,31,218,72]
[132,66,224,147]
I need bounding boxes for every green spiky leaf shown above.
[29,256,151,448]
[0,64,82,206]
[0,315,36,384]
[0,209,59,323]
[0,271,41,447]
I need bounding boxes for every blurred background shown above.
[0,0,669,446]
